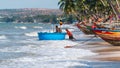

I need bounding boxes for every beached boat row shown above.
[76,21,120,46]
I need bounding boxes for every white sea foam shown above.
[0,40,96,68]
[15,26,27,29]
[1,58,90,68]
[40,29,56,33]
[0,35,10,43]
[33,26,43,29]
[0,23,98,68]
[0,35,7,39]
[24,32,37,37]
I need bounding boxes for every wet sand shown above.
[67,38,120,61]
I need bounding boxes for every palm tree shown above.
[58,0,76,15]
[58,0,118,20]
[106,0,120,20]
[115,0,120,9]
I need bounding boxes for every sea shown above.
[0,22,120,68]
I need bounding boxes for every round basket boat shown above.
[38,32,66,40]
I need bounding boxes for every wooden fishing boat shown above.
[93,28,120,46]
[76,23,94,34]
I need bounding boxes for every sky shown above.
[0,0,59,9]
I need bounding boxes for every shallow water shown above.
[0,22,120,68]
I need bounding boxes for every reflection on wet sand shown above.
[71,39,120,61]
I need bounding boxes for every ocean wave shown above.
[24,32,37,37]
[0,35,10,42]
[14,26,27,30]
[0,35,7,40]
[33,26,43,29]
[0,37,96,68]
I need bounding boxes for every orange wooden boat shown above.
[93,28,120,46]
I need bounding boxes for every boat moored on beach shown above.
[93,28,120,46]
[76,23,94,35]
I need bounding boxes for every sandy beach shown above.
[66,37,120,61]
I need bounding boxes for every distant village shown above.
[0,8,75,24]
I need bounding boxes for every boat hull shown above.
[93,29,120,46]
[76,24,94,34]
[38,32,66,40]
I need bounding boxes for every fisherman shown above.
[55,25,62,33]
[59,20,63,25]
[66,28,75,40]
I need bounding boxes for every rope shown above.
[64,35,97,48]
[81,35,96,44]
[74,35,97,46]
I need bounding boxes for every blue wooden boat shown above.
[38,32,66,40]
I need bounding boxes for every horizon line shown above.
[0,8,60,10]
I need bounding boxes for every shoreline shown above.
[68,39,120,61]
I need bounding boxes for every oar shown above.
[64,35,97,48]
